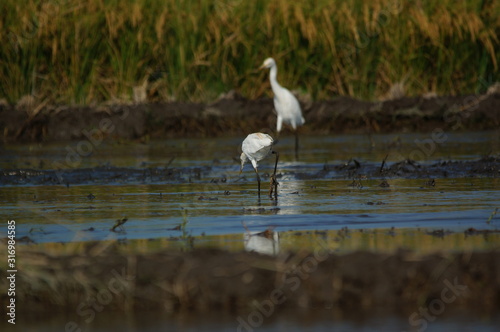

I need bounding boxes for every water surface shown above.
[1,132,499,247]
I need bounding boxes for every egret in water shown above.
[260,57,305,158]
[240,133,279,198]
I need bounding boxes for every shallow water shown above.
[1,131,499,245]
[2,176,499,245]
[2,131,499,170]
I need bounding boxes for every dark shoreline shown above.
[1,93,499,142]
[2,245,499,316]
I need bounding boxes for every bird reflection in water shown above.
[242,222,280,256]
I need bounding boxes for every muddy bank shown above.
[0,165,213,186]
[1,93,499,142]
[2,244,499,316]
[1,155,498,186]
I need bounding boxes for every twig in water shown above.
[486,208,498,224]
[111,218,128,232]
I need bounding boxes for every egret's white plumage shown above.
[240,133,274,173]
[260,58,305,133]
[240,133,278,198]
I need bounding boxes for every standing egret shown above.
[240,133,279,198]
[260,57,305,158]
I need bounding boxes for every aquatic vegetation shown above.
[0,0,498,104]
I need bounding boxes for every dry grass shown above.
[0,0,498,105]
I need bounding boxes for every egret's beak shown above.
[240,152,247,174]
[259,63,266,70]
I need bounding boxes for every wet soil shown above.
[2,241,499,316]
[1,93,499,142]
[1,155,498,186]
[0,165,213,186]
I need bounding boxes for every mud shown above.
[1,93,499,142]
[0,165,212,186]
[1,155,498,186]
[2,242,499,316]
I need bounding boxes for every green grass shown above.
[0,0,498,105]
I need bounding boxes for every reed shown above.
[0,0,498,105]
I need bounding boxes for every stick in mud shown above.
[269,151,279,199]
[379,154,389,173]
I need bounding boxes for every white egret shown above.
[240,133,279,198]
[260,57,305,158]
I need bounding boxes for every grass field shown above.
[1,0,499,104]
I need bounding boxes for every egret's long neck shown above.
[269,64,281,92]
[240,152,248,170]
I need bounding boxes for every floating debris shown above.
[379,180,390,187]
[348,179,363,189]
[198,196,218,201]
[425,229,451,238]
[486,208,498,224]
[425,179,436,187]
[464,227,500,236]
[28,227,45,234]
[110,218,128,232]
[18,236,35,244]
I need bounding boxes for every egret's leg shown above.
[269,151,279,199]
[276,115,283,133]
[273,151,279,176]
[274,131,280,145]
[254,167,261,197]
[294,130,299,160]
